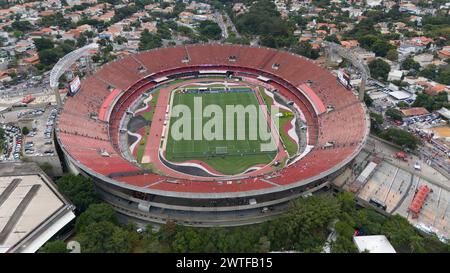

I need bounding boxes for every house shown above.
[38,10,56,17]
[388,70,403,82]
[426,84,449,96]
[397,42,424,58]
[144,4,159,10]
[179,11,194,24]
[353,235,396,253]
[62,29,82,40]
[0,58,9,70]
[438,46,450,60]
[340,40,359,49]
[348,8,363,19]
[15,39,35,54]
[353,47,376,63]
[76,24,94,33]
[0,69,15,83]
[409,36,434,47]
[399,3,419,14]
[29,27,55,38]
[316,29,327,36]
[413,53,434,68]
[383,1,397,10]
[233,3,248,15]
[66,13,82,23]
[399,107,429,117]
[95,11,115,22]
[141,22,157,33]
[22,54,40,65]
[103,25,123,39]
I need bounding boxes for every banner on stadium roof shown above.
[337,70,351,89]
[68,76,81,96]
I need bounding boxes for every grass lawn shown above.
[258,87,298,157]
[136,125,150,163]
[141,90,159,122]
[136,90,159,163]
[165,89,276,175]
[278,111,298,156]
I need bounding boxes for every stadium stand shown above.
[56,44,368,226]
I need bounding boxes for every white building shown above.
[388,70,403,82]
[0,163,75,253]
[353,235,396,253]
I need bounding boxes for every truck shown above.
[394,151,409,162]
[22,94,35,104]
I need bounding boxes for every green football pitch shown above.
[164,89,277,175]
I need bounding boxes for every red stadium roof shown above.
[57,44,369,197]
[298,84,327,115]
[98,88,123,121]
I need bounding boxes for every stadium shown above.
[55,44,370,227]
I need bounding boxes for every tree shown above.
[256,236,271,253]
[77,221,132,253]
[401,57,420,71]
[412,92,449,111]
[379,128,421,150]
[370,112,383,133]
[197,20,222,40]
[386,48,398,61]
[293,42,320,60]
[33,38,54,52]
[332,220,358,253]
[11,20,34,32]
[369,59,390,81]
[21,126,29,135]
[268,195,340,251]
[397,101,409,108]
[235,0,293,48]
[39,12,74,30]
[385,107,403,122]
[225,36,250,45]
[38,49,61,66]
[75,203,117,233]
[436,66,450,85]
[39,240,68,253]
[381,215,418,252]
[57,174,99,213]
[325,34,340,44]
[418,64,437,80]
[364,93,373,107]
[371,40,391,57]
[138,29,162,51]
[13,30,24,39]
[76,33,88,47]
[156,22,172,40]
[114,35,128,45]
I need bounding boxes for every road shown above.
[222,11,240,38]
[364,135,449,188]
[1,75,51,100]
[214,11,229,39]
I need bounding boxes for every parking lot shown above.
[0,123,22,161]
[404,113,447,131]
[354,159,450,242]
[0,107,58,163]
[394,175,450,242]
[21,107,57,158]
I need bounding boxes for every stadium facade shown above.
[55,44,370,227]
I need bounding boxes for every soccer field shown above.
[165,89,277,175]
